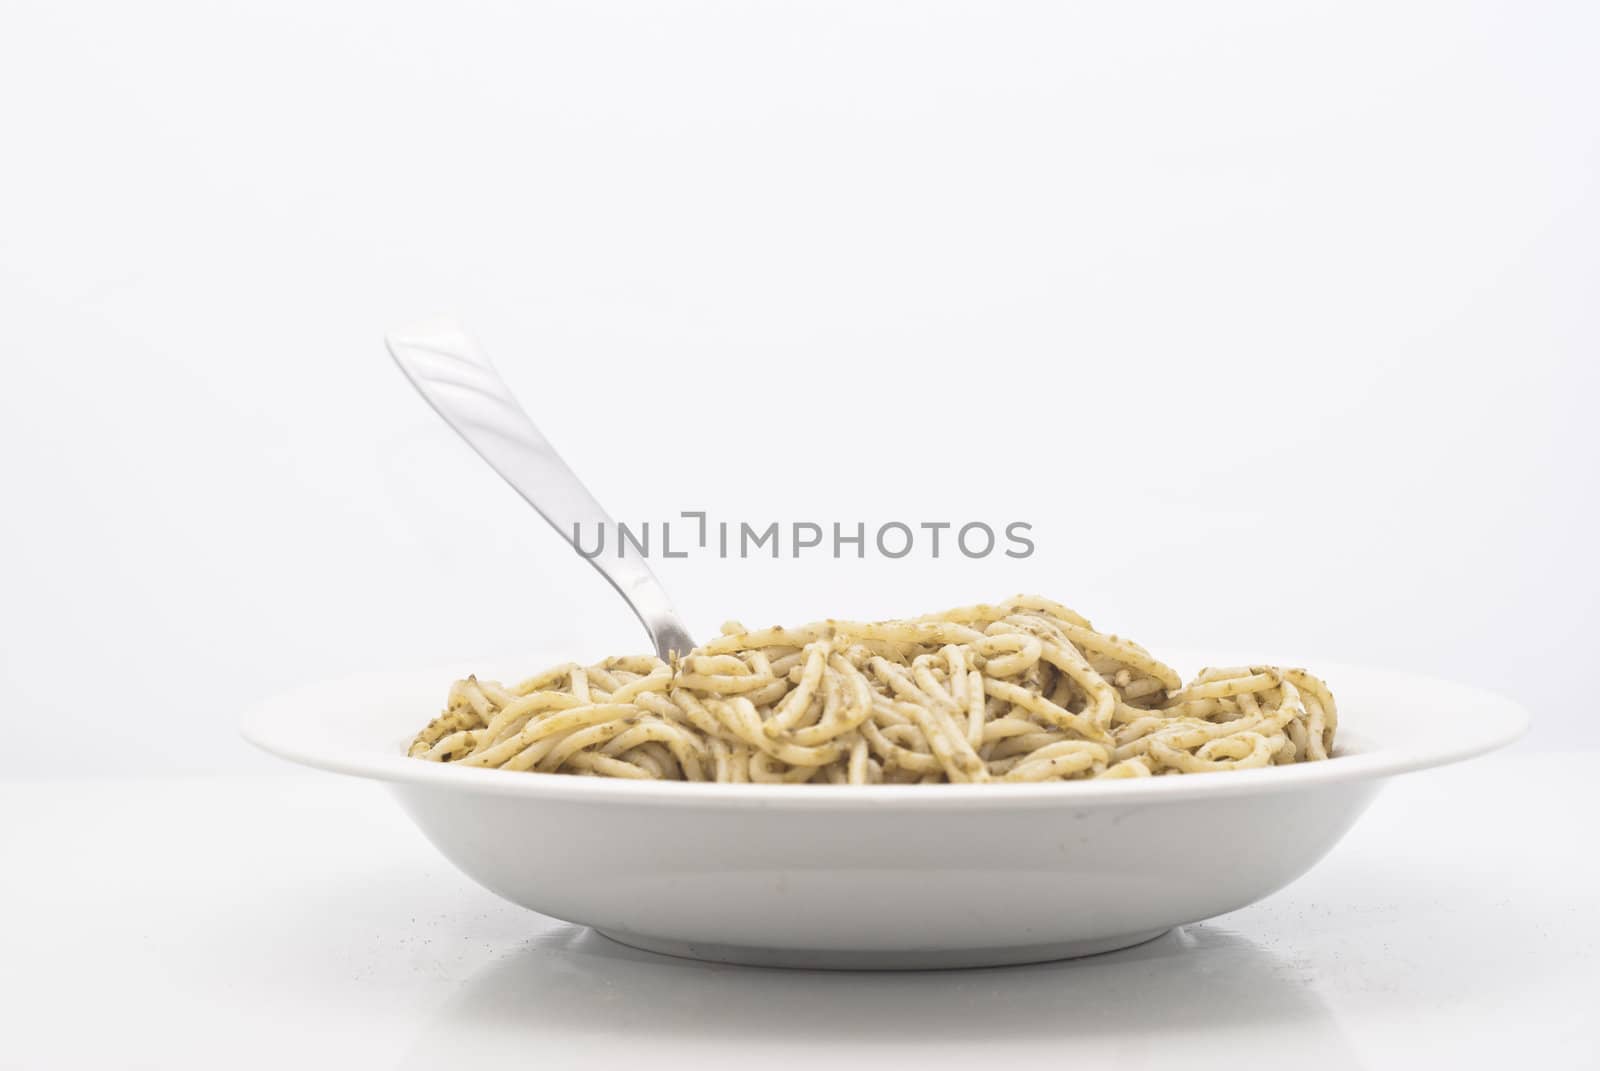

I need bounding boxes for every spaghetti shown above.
[408,595,1336,783]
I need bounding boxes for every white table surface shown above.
[3,753,1595,1070]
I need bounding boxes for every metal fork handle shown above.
[385,318,695,661]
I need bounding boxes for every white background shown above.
[2,1,1595,776]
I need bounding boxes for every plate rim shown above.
[240,652,1530,810]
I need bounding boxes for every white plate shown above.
[242,652,1527,969]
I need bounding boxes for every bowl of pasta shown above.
[243,595,1527,969]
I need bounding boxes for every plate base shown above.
[593,926,1173,970]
